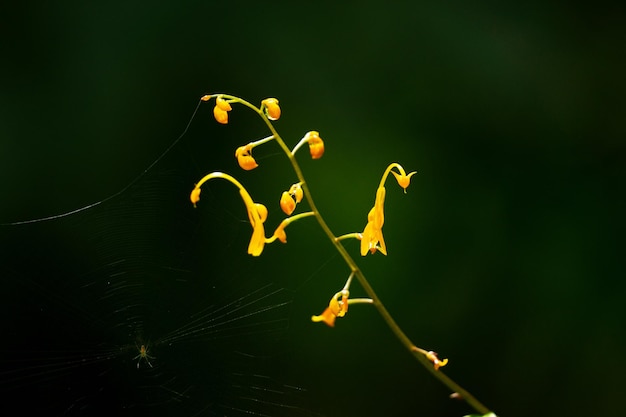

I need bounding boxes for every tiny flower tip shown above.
[391,170,417,190]
[200,94,212,101]
[261,98,281,121]
[190,187,201,207]
[426,351,448,370]
[280,191,296,216]
[213,105,229,124]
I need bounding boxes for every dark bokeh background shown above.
[1,1,625,416]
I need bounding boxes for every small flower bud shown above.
[261,98,281,121]
[280,191,296,216]
[235,145,259,170]
[190,187,201,207]
[305,131,324,159]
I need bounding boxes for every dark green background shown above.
[1,1,624,416]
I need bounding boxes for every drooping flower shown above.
[360,186,387,256]
[261,98,281,121]
[213,95,232,124]
[190,172,268,256]
[311,291,349,327]
[241,190,268,256]
[235,144,259,170]
[391,169,417,192]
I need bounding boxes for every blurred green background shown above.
[1,1,624,416]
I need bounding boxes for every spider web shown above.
[0,128,324,417]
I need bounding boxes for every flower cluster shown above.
[191,95,322,257]
[188,93,492,416]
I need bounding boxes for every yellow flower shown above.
[360,187,387,256]
[235,144,259,171]
[305,131,325,159]
[280,191,296,216]
[261,98,281,121]
[311,291,349,327]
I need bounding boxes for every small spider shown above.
[133,344,155,369]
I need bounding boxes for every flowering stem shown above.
[219,95,491,415]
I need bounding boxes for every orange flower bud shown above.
[261,98,281,121]
[200,94,212,101]
[235,145,259,170]
[305,131,324,159]
[213,106,229,124]
[280,191,296,216]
